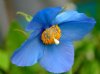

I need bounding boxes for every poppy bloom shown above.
[11,7,96,73]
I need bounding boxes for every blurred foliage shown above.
[0,50,9,72]
[0,0,100,74]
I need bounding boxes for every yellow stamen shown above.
[41,25,61,45]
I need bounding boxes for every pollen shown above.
[41,25,61,45]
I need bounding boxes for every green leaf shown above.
[65,69,72,74]
[6,21,28,54]
[0,50,10,71]
[79,60,100,74]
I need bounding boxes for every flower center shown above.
[41,25,61,45]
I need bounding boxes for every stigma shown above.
[41,25,61,45]
[54,38,59,45]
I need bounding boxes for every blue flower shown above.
[11,7,96,73]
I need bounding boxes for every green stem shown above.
[14,29,28,38]
[16,11,32,22]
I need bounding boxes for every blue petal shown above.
[53,10,95,24]
[39,40,74,73]
[26,22,43,31]
[52,10,78,24]
[60,21,95,41]
[11,35,44,66]
[26,7,62,31]
[53,10,96,41]
[29,29,43,39]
